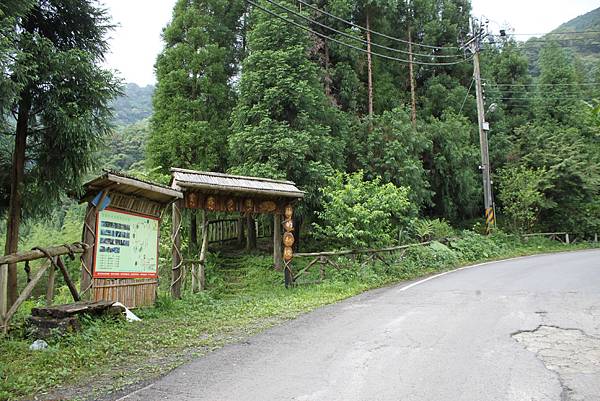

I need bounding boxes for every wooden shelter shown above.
[79,171,182,307]
[170,168,304,297]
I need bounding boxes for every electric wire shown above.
[484,81,600,87]
[508,30,600,36]
[458,78,474,114]
[295,0,461,50]
[246,0,473,66]
[264,0,462,58]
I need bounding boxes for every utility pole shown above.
[465,18,494,233]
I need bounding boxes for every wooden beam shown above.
[294,241,433,258]
[0,242,88,265]
[3,260,50,331]
[56,257,80,302]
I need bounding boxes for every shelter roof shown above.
[81,170,183,204]
[170,168,304,199]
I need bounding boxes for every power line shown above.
[499,96,589,100]
[458,77,474,114]
[295,0,461,50]
[246,0,472,66]
[485,81,600,87]
[509,30,600,36]
[263,0,462,59]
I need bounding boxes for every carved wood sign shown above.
[184,192,284,215]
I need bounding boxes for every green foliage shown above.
[313,171,413,248]
[355,108,432,208]
[496,165,549,233]
[412,218,455,242]
[229,0,344,210]
[535,42,583,127]
[148,0,244,173]
[100,119,149,172]
[511,122,600,234]
[0,0,122,216]
[423,112,480,221]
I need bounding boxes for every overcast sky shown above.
[101,0,600,86]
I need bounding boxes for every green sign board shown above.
[93,208,159,278]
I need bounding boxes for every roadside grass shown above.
[0,233,597,400]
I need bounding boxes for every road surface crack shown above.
[512,325,600,401]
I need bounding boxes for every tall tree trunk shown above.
[366,11,374,119]
[5,93,30,307]
[408,27,417,128]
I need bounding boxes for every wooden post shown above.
[0,263,7,325]
[4,260,50,331]
[595,233,598,243]
[171,200,183,299]
[273,214,282,270]
[237,216,244,246]
[56,257,80,302]
[80,203,96,297]
[283,204,294,287]
[565,233,570,244]
[46,258,56,306]
[246,215,257,251]
[198,210,209,291]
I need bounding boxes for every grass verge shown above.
[0,232,597,400]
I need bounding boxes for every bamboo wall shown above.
[92,278,156,308]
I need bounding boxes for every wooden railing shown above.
[293,241,433,283]
[522,232,571,243]
[207,218,273,244]
[207,219,239,244]
[0,242,86,333]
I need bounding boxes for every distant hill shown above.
[111,83,154,126]
[521,7,600,78]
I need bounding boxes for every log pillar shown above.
[273,213,282,270]
[282,204,295,287]
[236,216,244,246]
[80,190,109,299]
[246,215,257,251]
[197,210,208,291]
[171,200,183,299]
[0,263,7,326]
[80,203,95,297]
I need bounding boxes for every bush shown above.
[313,171,414,249]
[412,218,455,242]
[496,165,549,233]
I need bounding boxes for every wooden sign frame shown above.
[92,208,160,279]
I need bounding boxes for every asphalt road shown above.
[116,250,600,401]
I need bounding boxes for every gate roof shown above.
[170,168,304,199]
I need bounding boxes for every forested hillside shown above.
[110,83,154,126]
[522,7,600,78]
